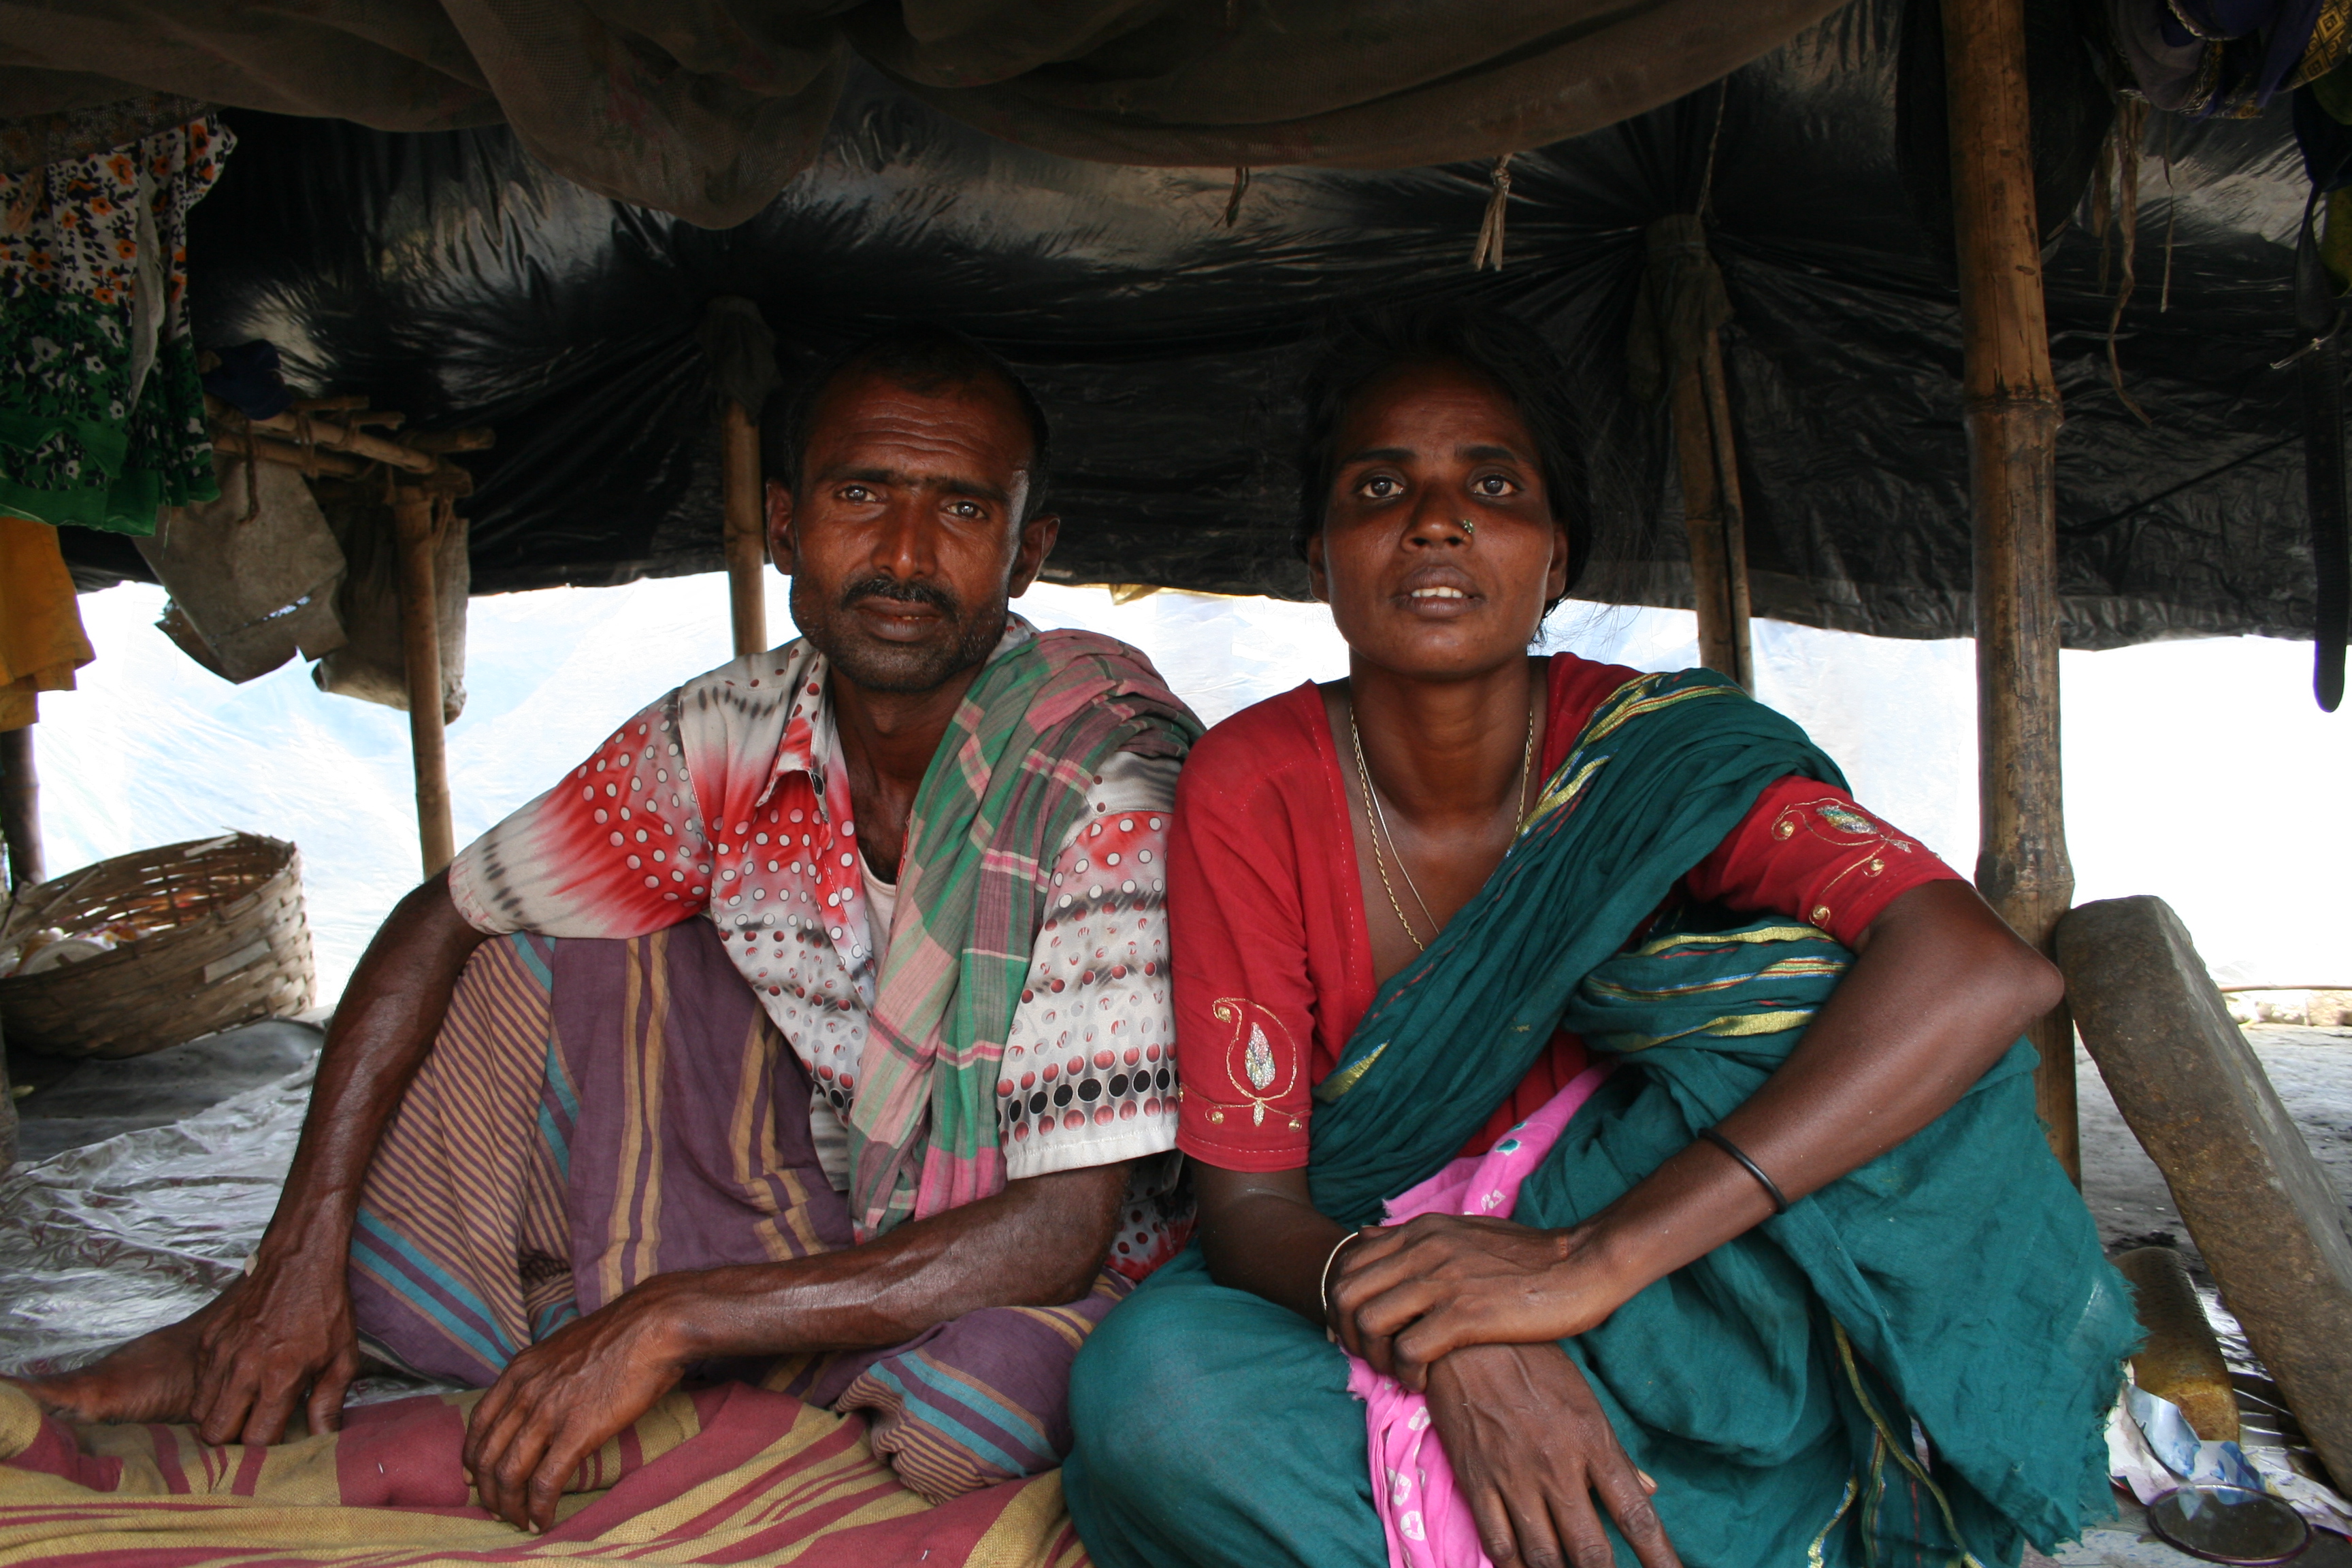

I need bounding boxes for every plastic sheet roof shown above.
[51,0,2330,649]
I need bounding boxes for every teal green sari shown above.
[1066,668,2132,1568]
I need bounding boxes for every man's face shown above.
[771,367,1056,695]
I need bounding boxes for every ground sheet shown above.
[0,1377,1083,1567]
[0,1056,1092,1567]
[7,1029,2351,1566]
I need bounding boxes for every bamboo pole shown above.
[207,429,370,478]
[0,725,43,890]
[721,401,768,658]
[1673,337,1755,690]
[1944,0,2079,1179]
[393,488,455,877]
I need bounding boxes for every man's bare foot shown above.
[4,1295,225,1426]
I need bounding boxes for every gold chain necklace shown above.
[1348,693,1538,953]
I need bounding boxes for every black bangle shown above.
[1698,1126,1791,1215]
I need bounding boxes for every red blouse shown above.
[1169,655,1962,1172]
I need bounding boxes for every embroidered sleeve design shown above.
[1770,796,1920,932]
[1189,998,1305,1130]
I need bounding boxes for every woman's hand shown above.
[1327,1213,1629,1388]
[1426,1342,1679,1568]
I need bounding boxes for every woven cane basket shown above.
[0,832,316,1060]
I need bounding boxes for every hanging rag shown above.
[310,480,469,722]
[0,115,232,536]
[137,453,349,684]
[199,339,295,422]
[2106,0,2351,118]
[0,516,95,730]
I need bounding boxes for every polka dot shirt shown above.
[449,627,1186,1273]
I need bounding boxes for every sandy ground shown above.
[2077,1026,2352,1275]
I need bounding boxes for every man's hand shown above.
[1328,1214,1629,1389]
[1426,1342,1678,1568]
[190,1254,363,1446]
[464,1284,692,1533]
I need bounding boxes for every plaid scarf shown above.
[845,627,1199,1238]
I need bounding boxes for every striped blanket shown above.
[0,923,1112,1565]
[0,1377,1084,1566]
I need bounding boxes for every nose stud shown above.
[1458,518,1476,539]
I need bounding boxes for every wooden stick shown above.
[721,400,768,658]
[208,426,370,478]
[1673,336,1754,690]
[392,489,455,877]
[204,395,434,474]
[1697,342,1755,688]
[406,429,494,455]
[1944,0,2079,1179]
[0,725,44,890]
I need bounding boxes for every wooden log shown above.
[2060,896,2352,1488]
[406,428,495,455]
[1943,0,2078,1177]
[1673,337,1754,690]
[406,460,476,500]
[0,725,42,890]
[392,488,455,877]
[721,400,768,658]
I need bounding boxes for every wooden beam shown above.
[1944,0,2079,1179]
[0,725,43,890]
[1673,333,1755,690]
[392,489,455,877]
[721,401,768,658]
[406,428,495,455]
[203,395,436,473]
[207,426,370,478]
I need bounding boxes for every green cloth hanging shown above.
[0,117,232,536]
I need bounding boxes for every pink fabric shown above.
[1344,1060,1616,1568]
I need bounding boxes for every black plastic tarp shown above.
[56,0,2329,649]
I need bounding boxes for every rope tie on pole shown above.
[1471,154,1515,270]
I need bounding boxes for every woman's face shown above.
[1308,358,1571,681]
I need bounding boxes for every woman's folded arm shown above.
[1331,877,2061,1386]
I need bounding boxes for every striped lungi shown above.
[346,921,1127,1503]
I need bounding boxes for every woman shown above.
[1062,309,2132,1568]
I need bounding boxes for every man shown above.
[18,325,1199,1533]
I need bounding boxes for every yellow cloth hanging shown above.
[0,514,94,730]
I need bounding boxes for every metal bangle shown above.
[1320,1230,1365,1339]
[1698,1126,1791,1215]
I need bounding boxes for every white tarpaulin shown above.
[27,577,2352,996]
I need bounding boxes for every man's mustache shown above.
[840,577,960,618]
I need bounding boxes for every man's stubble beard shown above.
[791,576,1009,696]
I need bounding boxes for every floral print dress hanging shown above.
[0,115,232,536]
